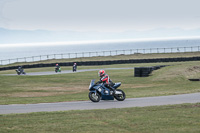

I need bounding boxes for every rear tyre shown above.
[89,92,100,102]
[114,89,126,101]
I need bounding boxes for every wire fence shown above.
[1,46,200,65]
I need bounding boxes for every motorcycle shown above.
[55,67,61,73]
[72,65,77,72]
[88,79,126,102]
[16,69,26,75]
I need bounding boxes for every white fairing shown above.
[98,88,102,92]
[89,83,92,89]
[115,90,122,94]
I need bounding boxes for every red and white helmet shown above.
[56,64,58,66]
[98,70,105,77]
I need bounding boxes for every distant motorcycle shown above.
[88,80,126,102]
[16,69,26,75]
[72,63,77,72]
[73,66,76,72]
[55,67,61,73]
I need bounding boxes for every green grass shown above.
[0,103,200,133]
[0,61,200,105]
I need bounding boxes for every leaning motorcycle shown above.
[16,69,26,75]
[88,79,126,102]
[55,67,61,73]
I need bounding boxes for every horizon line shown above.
[1,36,200,48]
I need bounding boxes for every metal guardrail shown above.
[1,56,200,71]
[0,46,200,65]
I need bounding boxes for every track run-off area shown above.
[0,93,200,114]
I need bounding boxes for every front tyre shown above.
[89,92,100,102]
[114,89,126,101]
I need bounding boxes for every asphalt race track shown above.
[0,93,200,114]
[4,67,134,76]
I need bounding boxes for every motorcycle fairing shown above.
[113,82,121,89]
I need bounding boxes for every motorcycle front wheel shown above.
[114,89,126,101]
[89,92,100,102]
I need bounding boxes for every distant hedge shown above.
[0,56,200,71]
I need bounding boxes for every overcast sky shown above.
[0,0,200,32]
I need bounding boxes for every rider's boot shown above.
[110,87,116,95]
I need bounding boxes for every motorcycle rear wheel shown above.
[89,92,100,102]
[114,89,126,101]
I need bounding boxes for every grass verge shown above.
[0,103,200,133]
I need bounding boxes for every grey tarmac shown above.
[0,93,200,114]
[4,67,134,76]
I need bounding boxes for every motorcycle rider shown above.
[16,66,25,75]
[55,64,61,71]
[17,66,24,73]
[73,63,77,72]
[97,70,115,95]
[55,64,60,69]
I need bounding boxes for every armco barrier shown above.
[0,56,199,71]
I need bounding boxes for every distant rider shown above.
[73,63,77,72]
[18,66,24,73]
[97,70,115,94]
[55,64,60,70]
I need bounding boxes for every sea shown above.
[0,38,200,65]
